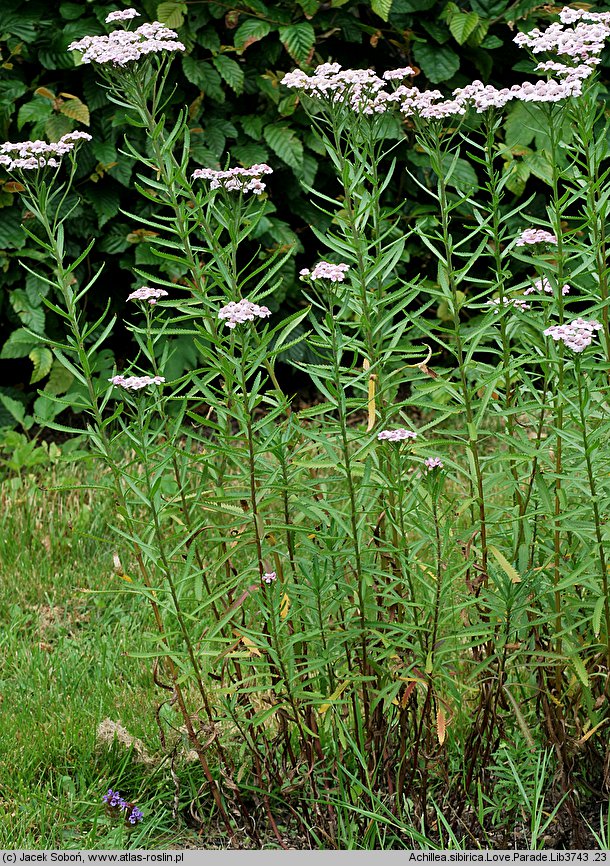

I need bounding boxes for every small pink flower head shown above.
[192,164,272,195]
[543,317,602,353]
[127,286,168,304]
[218,299,271,328]
[377,428,417,442]
[524,277,570,297]
[105,8,140,24]
[109,374,165,390]
[515,228,558,246]
[485,298,531,312]
[383,67,415,81]
[262,571,277,584]
[300,262,350,282]
[424,456,444,472]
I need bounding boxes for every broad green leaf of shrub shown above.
[0,328,38,360]
[264,123,303,171]
[10,289,45,334]
[29,347,53,384]
[370,0,394,21]
[413,43,459,82]
[0,394,31,430]
[448,11,479,44]
[278,22,315,64]
[232,142,270,165]
[44,360,74,397]
[17,98,53,132]
[182,57,225,102]
[504,101,537,148]
[156,1,187,29]
[213,55,244,94]
[45,113,73,141]
[503,160,529,197]
[234,18,272,53]
[87,183,121,229]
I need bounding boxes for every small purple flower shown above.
[126,806,144,824]
[377,428,417,442]
[262,571,277,584]
[424,456,444,472]
[103,789,127,810]
[103,789,143,825]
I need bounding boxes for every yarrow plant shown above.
[6,3,610,849]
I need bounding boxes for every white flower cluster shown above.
[105,8,140,23]
[262,571,277,584]
[299,261,350,282]
[524,277,570,297]
[0,132,92,171]
[217,299,271,329]
[544,318,603,353]
[283,13,610,119]
[192,164,273,194]
[109,374,165,390]
[127,286,168,304]
[485,298,531,312]
[68,21,185,66]
[377,429,417,442]
[516,228,558,246]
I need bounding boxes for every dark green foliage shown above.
[0,0,603,415]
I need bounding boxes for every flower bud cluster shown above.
[127,287,168,304]
[218,300,271,329]
[262,572,277,584]
[544,318,603,353]
[68,21,185,66]
[109,375,165,390]
[0,132,92,171]
[192,164,273,194]
[299,262,350,282]
[377,429,417,442]
[516,228,558,246]
[424,456,444,471]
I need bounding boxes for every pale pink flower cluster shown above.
[544,318,603,352]
[299,262,350,282]
[393,86,466,119]
[218,299,271,329]
[109,374,165,389]
[127,286,168,304]
[516,228,558,246]
[68,21,185,66]
[485,298,531,312]
[192,164,272,195]
[424,456,444,471]
[377,429,417,442]
[514,18,610,62]
[283,63,399,114]
[105,8,140,23]
[524,277,570,297]
[0,132,92,171]
[262,571,277,584]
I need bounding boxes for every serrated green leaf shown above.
[571,653,589,688]
[234,18,272,52]
[413,43,459,83]
[504,101,536,148]
[156,1,186,29]
[231,142,270,165]
[264,123,303,171]
[371,0,393,21]
[45,113,73,141]
[17,98,53,131]
[0,328,38,360]
[182,57,225,102]
[87,183,121,228]
[29,347,53,384]
[45,360,75,397]
[489,545,521,583]
[212,54,244,94]
[241,115,264,140]
[593,595,605,639]
[503,160,529,197]
[10,289,45,334]
[278,22,315,63]
[0,394,29,429]
[448,11,479,44]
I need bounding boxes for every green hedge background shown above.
[0,0,604,426]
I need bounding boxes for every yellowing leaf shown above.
[240,635,261,657]
[436,707,447,745]
[319,680,350,715]
[34,87,56,101]
[489,544,521,583]
[60,97,90,125]
[280,592,290,619]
